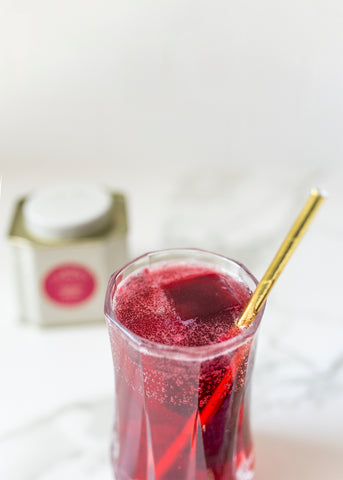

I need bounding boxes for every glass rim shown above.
[104,248,265,360]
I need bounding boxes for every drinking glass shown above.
[104,248,265,480]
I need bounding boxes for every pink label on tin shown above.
[43,264,96,305]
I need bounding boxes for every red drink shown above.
[105,249,264,480]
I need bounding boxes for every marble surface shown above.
[1,2,343,479]
[1,158,342,480]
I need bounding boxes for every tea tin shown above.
[8,184,128,326]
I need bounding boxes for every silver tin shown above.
[8,192,128,326]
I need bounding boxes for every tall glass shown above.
[104,249,265,480]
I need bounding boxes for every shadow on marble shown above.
[255,433,342,480]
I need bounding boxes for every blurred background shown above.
[1,1,342,479]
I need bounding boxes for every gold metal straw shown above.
[236,188,326,329]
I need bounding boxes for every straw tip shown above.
[311,187,328,199]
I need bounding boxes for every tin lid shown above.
[23,183,113,239]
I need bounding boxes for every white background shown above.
[1,1,342,479]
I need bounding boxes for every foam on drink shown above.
[114,263,251,347]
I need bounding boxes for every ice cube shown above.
[163,272,241,323]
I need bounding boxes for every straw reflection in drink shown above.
[104,249,265,480]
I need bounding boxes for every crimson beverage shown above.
[105,249,265,480]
